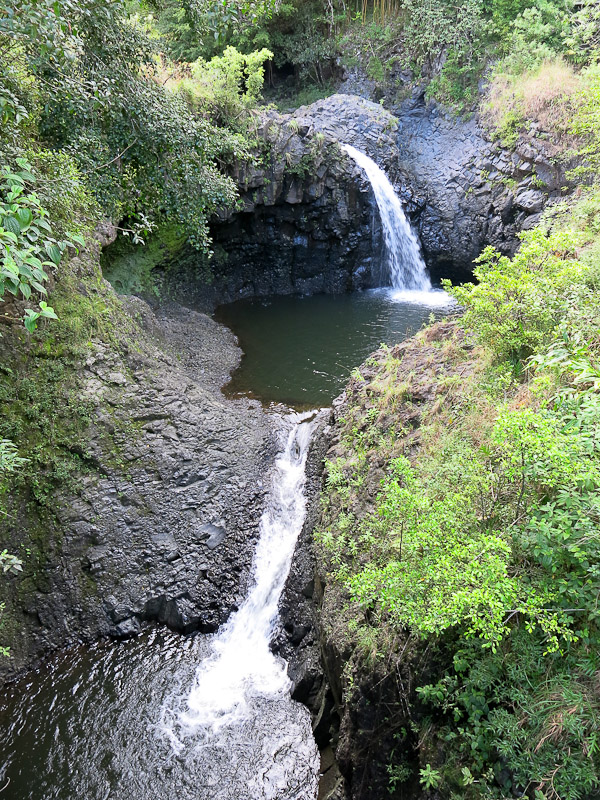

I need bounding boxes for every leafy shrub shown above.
[0,160,84,332]
[496,0,570,74]
[319,179,600,797]
[445,226,583,365]
[173,45,273,128]
[569,64,600,179]
[0,0,246,250]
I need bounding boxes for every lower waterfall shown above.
[161,410,321,799]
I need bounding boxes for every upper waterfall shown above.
[343,144,431,293]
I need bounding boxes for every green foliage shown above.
[0,549,22,575]
[267,0,338,85]
[101,221,186,297]
[491,108,524,148]
[494,0,571,74]
[0,0,247,250]
[445,226,583,365]
[0,438,26,517]
[0,438,24,657]
[366,55,385,83]
[332,0,585,112]
[319,185,600,797]
[157,0,279,54]
[0,160,82,332]
[418,628,600,799]
[425,48,481,107]
[347,455,521,646]
[419,763,442,789]
[174,45,273,128]
[398,0,488,73]
[565,0,600,61]
[569,64,600,179]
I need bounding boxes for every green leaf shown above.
[3,216,20,235]
[15,207,33,229]
[39,301,58,320]
[68,233,85,247]
[36,218,52,232]
[23,311,38,333]
[45,243,62,265]
[17,264,33,280]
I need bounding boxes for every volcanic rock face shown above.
[100,88,567,323]
[159,91,561,308]
[72,302,276,636]
[390,90,564,281]
[285,92,564,283]
[161,115,380,309]
[0,289,281,681]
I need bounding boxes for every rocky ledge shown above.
[0,247,286,683]
[128,91,565,311]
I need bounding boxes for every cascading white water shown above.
[343,144,441,301]
[160,411,320,799]
[181,411,316,731]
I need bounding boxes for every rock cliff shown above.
[130,91,566,308]
[0,245,280,683]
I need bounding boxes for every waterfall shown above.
[158,411,320,798]
[178,411,316,732]
[159,411,320,794]
[342,144,432,294]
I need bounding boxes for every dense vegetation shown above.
[314,26,600,797]
[318,184,600,797]
[0,0,275,652]
[147,0,599,109]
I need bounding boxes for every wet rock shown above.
[276,410,334,724]
[0,297,281,683]
[326,87,568,280]
[159,99,397,308]
[198,522,227,550]
[515,186,545,213]
[114,617,140,639]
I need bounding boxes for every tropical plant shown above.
[444,226,583,365]
[0,160,84,332]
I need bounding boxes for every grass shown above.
[482,58,584,149]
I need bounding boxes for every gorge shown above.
[0,133,448,800]
[1,3,599,799]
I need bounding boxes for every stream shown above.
[0,147,454,799]
[0,415,320,800]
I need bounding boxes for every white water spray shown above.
[343,144,447,304]
[175,411,317,734]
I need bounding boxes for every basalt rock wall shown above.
[0,244,282,684]
[299,92,567,283]
[153,91,564,308]
[159,114,380,310]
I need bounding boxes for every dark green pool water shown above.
[215,288,453,408]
